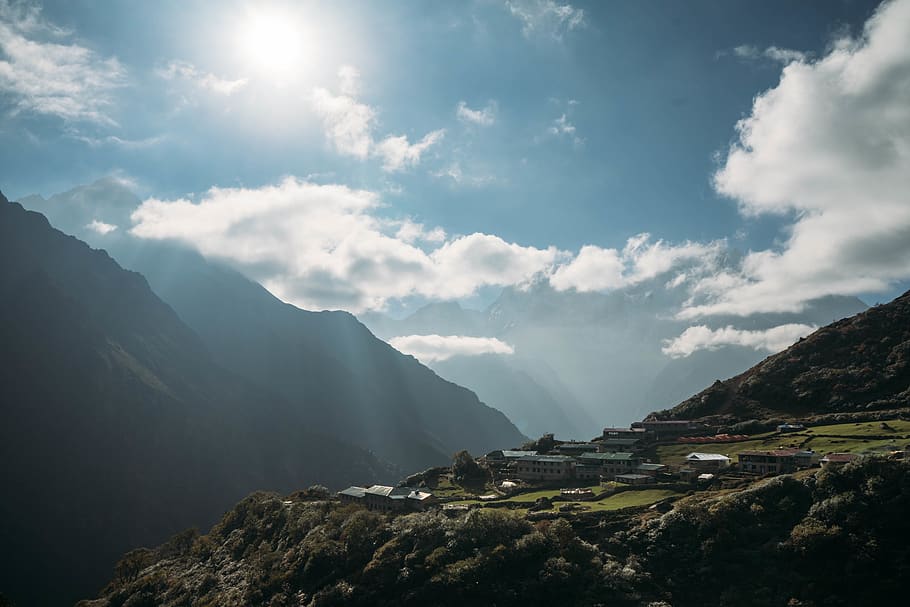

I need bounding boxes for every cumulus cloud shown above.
[375,129,446,172]
[157,60,247,96]
[388,334,515,363]
[0,0,125,124]
[86,219,117,234]
[662,323,817,358]
[505,0,585,40]
[311,66,446,171]
[550,233,725,293]
[682,0,910,319]
[456,100,496,126]
[130,177,564,311]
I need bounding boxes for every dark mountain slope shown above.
[107,242,527,469]
[0,197,390,606]
[23,181,528,470]
[657,289,910,422]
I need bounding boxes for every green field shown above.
[654,419,910,466]
[585,489,682,511]
[803,435,906,455]
[655,436,809,466]
[805,419,910,437]
[500,485,604,503]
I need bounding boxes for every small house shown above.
[615,473,654,485]
[738,449,816,475]
[820,452,860,467]
[685,452,731,471]
[577,452,643,480]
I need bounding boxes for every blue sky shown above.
[2,0,909,335]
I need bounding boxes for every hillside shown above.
[79,458,910,607]
[657,290,910,422]
[22,181,528,470]
[0,196,393,606]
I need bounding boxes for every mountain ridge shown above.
[654,289,910,423]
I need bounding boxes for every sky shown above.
[2,0,909,356]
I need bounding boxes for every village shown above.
[336,417,910,515]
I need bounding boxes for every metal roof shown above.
[365,485,395,497]
[518,454,575,462]
[339,486,366,498]
[686,452,731,461]
[578,452,638,461]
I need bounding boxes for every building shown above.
[738,449,816,475]
[553,442,600,456]
[632,420,709,440]
[615,473,654,485]
[340,485,436,512]
[338,486,367,505]
[577,452,643,480]
[685,452,732,471]
[777,423,806,433]
[602,427,648,440]
[635,462,668,476]
[515,454,576,481]
[484,449,538,463]
[820,452,860,467]
[598,438,642,453]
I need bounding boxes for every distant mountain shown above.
[0,196,393,606]
[431,354,592,439]
[658,289,910,422]
[364,281,867,434]
[21,181,527,472]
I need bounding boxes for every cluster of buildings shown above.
[335,418,880,514]
[338,485,436,512]
[488,449,668,484]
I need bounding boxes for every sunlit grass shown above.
[806,419,910,437]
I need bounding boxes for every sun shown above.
[238,9,305,80]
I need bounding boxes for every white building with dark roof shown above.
[685,453,732,471]
[515,454,576,481]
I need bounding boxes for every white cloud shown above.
[550,233,725,293]
[157,60,247,96]
[130,177,563,312]
[456,100,496,126]
[311,84,375,159]
[389,334,515,362]
[662,323,817,358]
[505,0,585,40]
[337,64,361,97]
[546,112,583,145]
[0,1,125,124]
[311,66,446,171]
[70,133,165,149]
[374,129,446,172]
[732,44,808,64]
[431,162,495,187]
[683,0,910,319]
[86,219,117,234]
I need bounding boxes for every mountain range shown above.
[363,280,866,438]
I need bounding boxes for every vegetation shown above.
[81,459,910,607]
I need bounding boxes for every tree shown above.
[451,450,484,481]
